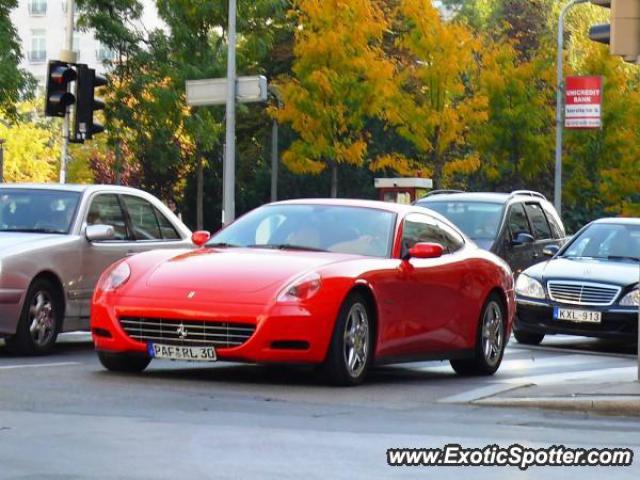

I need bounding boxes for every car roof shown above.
[592,217,640,226]
[417,192,511,203]
[0,183,150,195]
[272,198,415,214]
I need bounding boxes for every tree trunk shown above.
[330,162,338,198]
[196,155,204,230]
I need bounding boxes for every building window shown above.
[28,0,47,16]
[97,44,116,63]
[29,29,47,63]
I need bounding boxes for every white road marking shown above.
[0,362,80,371]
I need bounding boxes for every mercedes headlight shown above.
[620,289,639,307]
[515,274,545,299]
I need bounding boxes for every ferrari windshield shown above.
[562,223,640,262]
[0,189,81,234]
[420,201,503,240]
[209,204,396,258]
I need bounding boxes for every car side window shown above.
[507,203,531,239]
[542,204,564,239]
[154,207,181,240]
[86,194,130,240]
[122,195,162,240]
[437,221,465,254]
[524,203,552,240]
[401,213,445,256]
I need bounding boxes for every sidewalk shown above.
[474,381,640,416]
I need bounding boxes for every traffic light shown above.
[45,61,77,117]
[72,64,107,143]
[589,0,640,62]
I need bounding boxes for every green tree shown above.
[0,0,35,118]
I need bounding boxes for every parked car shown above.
[0,184,192,355]
[91,199,515,386]
[514,217,639,345]
[415,190,567,276]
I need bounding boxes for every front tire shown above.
[5,278,63,355]
[451,294,506,376]
[97,351,151,373]
[321,293,374,386]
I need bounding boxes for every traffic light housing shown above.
[45,61,77,117]
[72,64,107,143]
[589,0,640,62]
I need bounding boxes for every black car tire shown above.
[98,351,151,373]
[5,278,63,356]
[321,292,374,386]
[513,329,545,346]
[450,294,506,376]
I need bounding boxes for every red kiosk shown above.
[374,178,433,204]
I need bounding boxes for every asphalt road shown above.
[0,334,639,480]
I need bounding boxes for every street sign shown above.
[186,75,268,106]
[564,76,603,129]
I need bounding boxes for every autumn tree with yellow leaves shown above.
[273,0,396,197]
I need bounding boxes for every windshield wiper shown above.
[248,243,328,252]
[206,242,240,248]
[607,255,640,263]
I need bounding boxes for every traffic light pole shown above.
[223,0,237,225]
[555,0,588,217]
[59,0,76,183]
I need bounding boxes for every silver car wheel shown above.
[481,300,504,368]
[343,302,369,378]
[28,290,56,348]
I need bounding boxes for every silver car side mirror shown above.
[86,224,115,242]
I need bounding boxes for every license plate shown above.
[148,343,217,362]
[553,307,602,323]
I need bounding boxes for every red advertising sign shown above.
[565,76,603,129]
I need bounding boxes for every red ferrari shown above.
[91,199,515,385]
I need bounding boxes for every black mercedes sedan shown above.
[514,218,639,345]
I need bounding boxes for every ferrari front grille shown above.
[119,317,256,348]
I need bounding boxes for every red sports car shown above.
[91,199,515,385]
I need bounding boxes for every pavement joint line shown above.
[508,343,636,360]
[0,361,80,370]
[437,382,534,404]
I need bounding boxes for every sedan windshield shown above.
[419,201,503,241]
[0,189,81,234]
[209,204,396,258]
[562,223,640,262]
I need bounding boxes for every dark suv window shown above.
[524,203,551,240]
[508,203,531,239]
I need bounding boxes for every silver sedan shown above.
[0,184,193,355]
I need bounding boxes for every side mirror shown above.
[512,232,535,246]
[85,224,115,242]
[192,230,211,247]
[543,245,560,257]
[406,242,444,260]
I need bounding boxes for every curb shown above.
[474,395,640,417]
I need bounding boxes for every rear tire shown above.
[513,329,545,346]
[321,292,374,386]
[98,351,151,373]
[451,294,506,376]
[5,278,63,356]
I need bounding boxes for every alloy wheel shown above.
[28,290,56,348]
[342,302,369,378]
[481,300,504,368]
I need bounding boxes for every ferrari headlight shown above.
[277,272,321,303]
[620,289,639,307]
[102,261,131,291]
[515,274,545,299]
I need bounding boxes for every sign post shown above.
[564,76,603,129]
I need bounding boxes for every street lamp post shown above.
[555,0,588,217]
[0,138,4,183]
[223,0,237,225]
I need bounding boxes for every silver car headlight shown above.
[515,274,545,299]
[620,289,639,307]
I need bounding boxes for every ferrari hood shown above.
[145,247,354,294]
